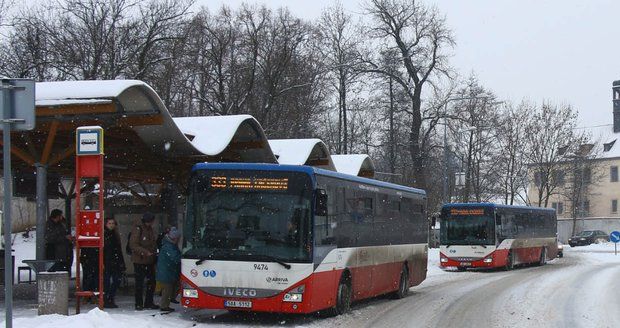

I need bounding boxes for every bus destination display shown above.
[450,208,485,216]
[210,176,289,191]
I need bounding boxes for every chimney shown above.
[614,81,620,132]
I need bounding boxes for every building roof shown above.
[268,139,335,170]
[584,124,620,159]
[331,154,375,178]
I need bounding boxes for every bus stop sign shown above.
[0,79,35,131]
[611,231,620,256]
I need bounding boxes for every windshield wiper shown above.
[252,254,292,270]
[195,249,233,265]
[479,244,487,248]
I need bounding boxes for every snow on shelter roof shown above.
[173,115,275,161]
[331,154,375,178]
[31,80,276,176]
[268,139,335,170]
[36,80,147,104]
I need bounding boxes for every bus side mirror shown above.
[315,189,328,216]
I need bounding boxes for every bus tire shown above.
[505,252,515,271]
[539,247,547,266]
[391,264,409,299]
[327,275,352,316]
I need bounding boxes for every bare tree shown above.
[556,135,605,236]
[526,102,580,207]
[495,101,534,205]
[364,0,454,189]
[318,1,362,154]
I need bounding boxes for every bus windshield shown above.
[183,170,313,263]
[440,215,495,246]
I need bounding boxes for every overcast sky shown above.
[197,0,620,127]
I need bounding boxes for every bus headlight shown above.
[183,288,199,299]
[283,285,305,303]
[483,258,493,263]
[440,257,448,263]
[283,293,303,302]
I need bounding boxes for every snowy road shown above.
[5,244,620,327]
[346,251,620,328]
[188,246,620,328]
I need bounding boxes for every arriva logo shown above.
[223,288,257,297]
[449,249,457,253]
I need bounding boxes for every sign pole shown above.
[610,231,620,256]
[2,81,14,328]
[1,79,35,328]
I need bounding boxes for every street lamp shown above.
[441,96,499,204]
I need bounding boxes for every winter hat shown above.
[167,227,181,241]
[142,212,155,223]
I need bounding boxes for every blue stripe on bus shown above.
[191,163,425,196]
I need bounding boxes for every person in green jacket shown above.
[156,227,181,312]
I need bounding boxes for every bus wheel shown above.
[505,252,515,270]
[327,277,352,316]
[392,265,409,299]
[539,248,547,266]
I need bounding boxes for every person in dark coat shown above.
[130,212,158,310]
[45,209,72,273]
[80,247,99,297]
[156,227,181,312]
[103,217,125,308]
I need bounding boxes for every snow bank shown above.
[5,308,187,328]
[565,242,620,264]
[427,248,448,277]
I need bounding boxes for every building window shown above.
[553,170,565,186]
[584,168,591,184]
[604,140,617,152]
[552,202,564,215]
[612,166,619,182]
[582,200,590,216]
[613,200,618,214]
[534,172,542,186]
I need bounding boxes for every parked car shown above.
[568,230,609,247]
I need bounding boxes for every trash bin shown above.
[37,271,69,315]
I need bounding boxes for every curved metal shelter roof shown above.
[331,154,376,178]
[268,139,336,171]
[2,80,276,183]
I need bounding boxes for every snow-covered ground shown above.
[3,238,620,327]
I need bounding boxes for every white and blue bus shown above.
[439,203,558,270]
[180,163,428,315]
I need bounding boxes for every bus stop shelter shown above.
[0,80,276,260]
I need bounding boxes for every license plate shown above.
[224,300,252,308]
[460,262,472,267]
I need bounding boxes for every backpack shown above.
[125,232,132,255]
[125,226,142,255]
